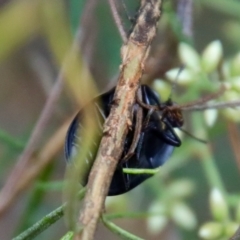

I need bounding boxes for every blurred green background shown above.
[0,0,240,239]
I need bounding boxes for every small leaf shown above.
[210,188,229,221]
[223,108,240,122]
[171,202,197,230]
[199,222,223,240]
[168,179,195,199]
[60,231,74,240]
[230,52,240,77]
[231,76,240,91]
[178,43,201,71]
[236,201,240,222]
[201,40,223,73]
[147,202,168,235]
[165,68,195,85]
[224,222,239,238]
[153,80,171,101]
[204,109,218,127]
[147,215,168,235]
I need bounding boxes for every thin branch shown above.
[0,76,63,217]
[0,0,95,217]
[0,118,71,217]
[227,122,240,172]
[179,84,226,110]
[230,226,240,240]
[13,204,65,240]
[182,100,240,111]
[75,1,162,239]
[78,0,98,63]
[101,216,144,240]
[13,189,86,240]
[177,0,193,39]
[108,0,128,42]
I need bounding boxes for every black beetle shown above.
[65,85,182,195]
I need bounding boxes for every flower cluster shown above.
[147,179,197,235]
[199,188,239,240]
[154,40,240,125]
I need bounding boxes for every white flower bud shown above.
[178,43,201,71]
[171,202,197,230]
[153,80,171,101]
[201,40,223,73]
[165,68,195,85]
[147,202,168,234]
[204,109,218,127]
[231,76,240,91]
[222,90,240,121]
[224,222,239,238]
[222,61,231,79]
[210,188,229,221]
[223,90,239,101]
[147,215,168,235]
[235,201,240,222]
[223,108,240,122]
[199,222,223,239]
[168,179,194,198]
[230,52,240,76]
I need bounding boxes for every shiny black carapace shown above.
[65,85,182,195]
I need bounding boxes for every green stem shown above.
[0,129,25,150]
[199,145,226,194]
[123,168,160,174]
[15,163,55,234]
[192,114,226,195]
[201,0,240,19]
[227,194,240,207]
[13,188,86,240]
[13,204,66,240]
[60,231,73,240]
[101,216,144,240]
[105,211,166,221]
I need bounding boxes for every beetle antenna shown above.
[120,0,134,23]
[179,84,226,111]
[179,128,207,144]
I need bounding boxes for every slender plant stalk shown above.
[0,129,25,150]
[60,231,74,240]
[13,189,86,240]
[76,1,162,239]
[13,204,66,240]
[108,0,127,42]
[101,216,144,240]
[123,168,160,174]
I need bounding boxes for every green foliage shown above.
[1,0,240,240]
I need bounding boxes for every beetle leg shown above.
[161,120,181,146]
[135,131,145,161]
[122,88,143,163]
[179,128,207,144]
[142,108,155,128]
[119,161,131,190]
[136,89,158,112]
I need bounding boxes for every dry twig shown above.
[75,1,163,239]
[108,0,128,42]
[0,118,71,217]
[0,76,64,217]
[177,0,193,39]
[0,0,95,217]
[227,122,240,172]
